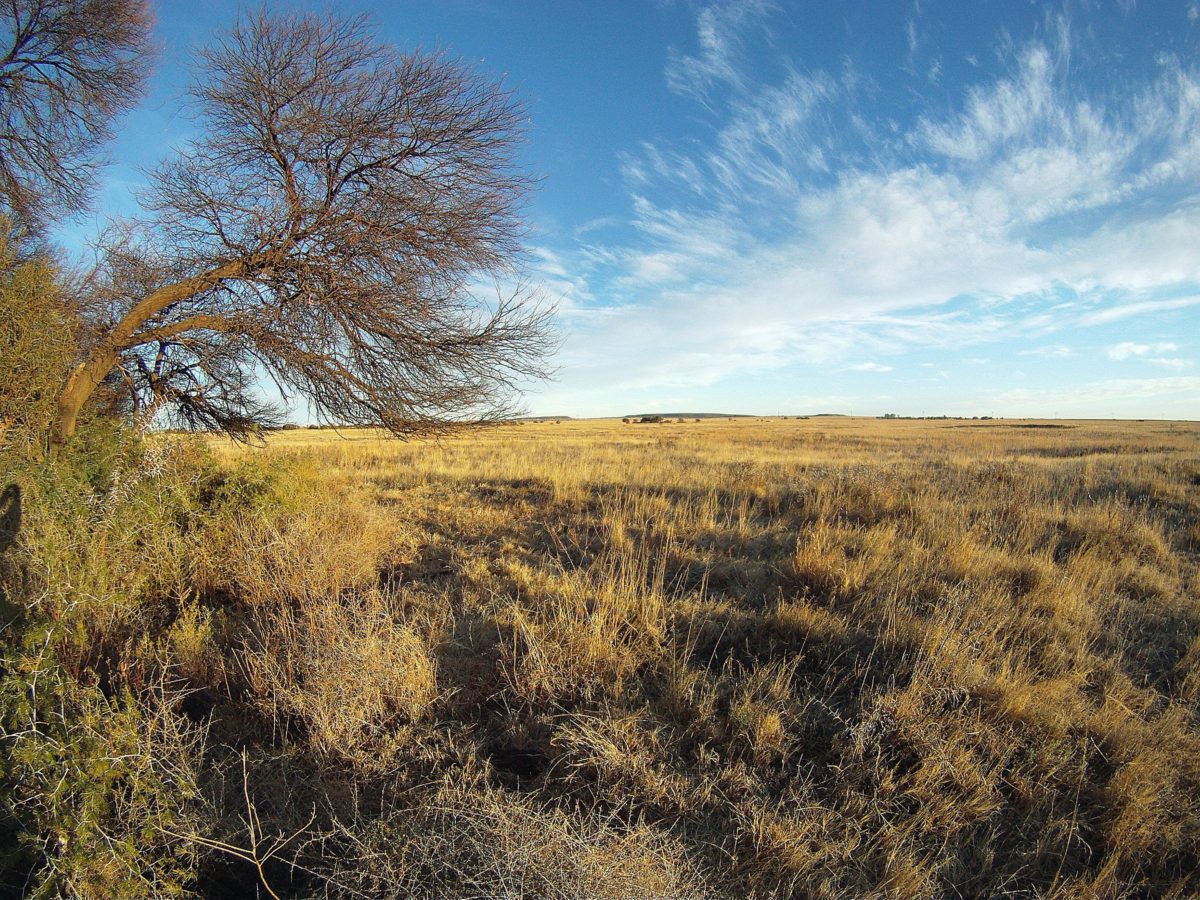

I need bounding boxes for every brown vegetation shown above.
[4,414,1200,895]
[51,9,551,444]
[162,415,1199,896]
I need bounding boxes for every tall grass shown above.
[3,415,1199,895]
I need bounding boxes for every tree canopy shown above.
[0,0,151,230]
[47,10,551,443]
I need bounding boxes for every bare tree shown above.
[0,0,152,229]
[52,11,553,444]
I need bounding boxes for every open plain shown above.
[4,2,1200,895]
[193,415,1200,895]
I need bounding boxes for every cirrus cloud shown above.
[528,2,1200,418]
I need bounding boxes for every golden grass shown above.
[197,415,1200,896]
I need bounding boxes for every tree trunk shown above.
[50,349,119,445]
[47,260,248,445]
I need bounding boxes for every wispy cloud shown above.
[993,376,1200,415]
[1147,357,1194,370]
[664,0,775,104]
[847,362,895,373]
[1107,341,1179,360]
[1080,295,1200,325]
[1019,345,1074,358]
[536,5,1200,414]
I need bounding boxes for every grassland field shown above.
[8,414,1200,897]
[192,414,1200,897]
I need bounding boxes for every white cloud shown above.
[992,376,1200,417]
[1107,341,1179,360]
[1146,357,1194,370]
[847,362,894,373]
[532,10,1200,413]
[1019,345,1073,358]
[664,0,775,104]
[918,44,1061,163]
[1080,295,1200,325]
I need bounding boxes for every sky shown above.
[55,0,1200,419]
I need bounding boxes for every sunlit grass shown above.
[188,415,1200,894]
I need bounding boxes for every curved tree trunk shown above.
[49,260,247,445]
[50,349,119,445]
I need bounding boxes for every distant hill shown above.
[513,415,573,422]
[625,412,751,419]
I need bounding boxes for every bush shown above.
[243,590,435,769]
[317,779,703,898]
[0,661,211,897]
[188,455,399,605]
[0,228,77,454]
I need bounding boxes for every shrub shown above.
[242,590,436,769]
[0,646,211,897]
[188,456,399,605]
[317,779,703,898]
[0,228,77,453]
[0,430,212,895]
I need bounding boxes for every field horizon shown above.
[273,413,1200,431]
[189,414,1200,895]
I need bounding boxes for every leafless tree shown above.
[0,0,152,229]
[52,11,553,443]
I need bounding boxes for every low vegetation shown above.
[8,3,1194,895]
[4,415,1198,896]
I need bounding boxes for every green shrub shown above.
[0,227,77,455]
[0,637,210,897]
[0,426,215,895]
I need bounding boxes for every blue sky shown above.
[57,1,1200,419]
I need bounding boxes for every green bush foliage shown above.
[0,661,208,897]
[0,226,77,454]
[0,429,211,894]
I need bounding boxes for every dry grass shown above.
[187,415,1200,895]
[315,777,704,898]
[242,590,436,769]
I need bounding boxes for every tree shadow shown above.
[0,482,20,553]
[0,482,23,623]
